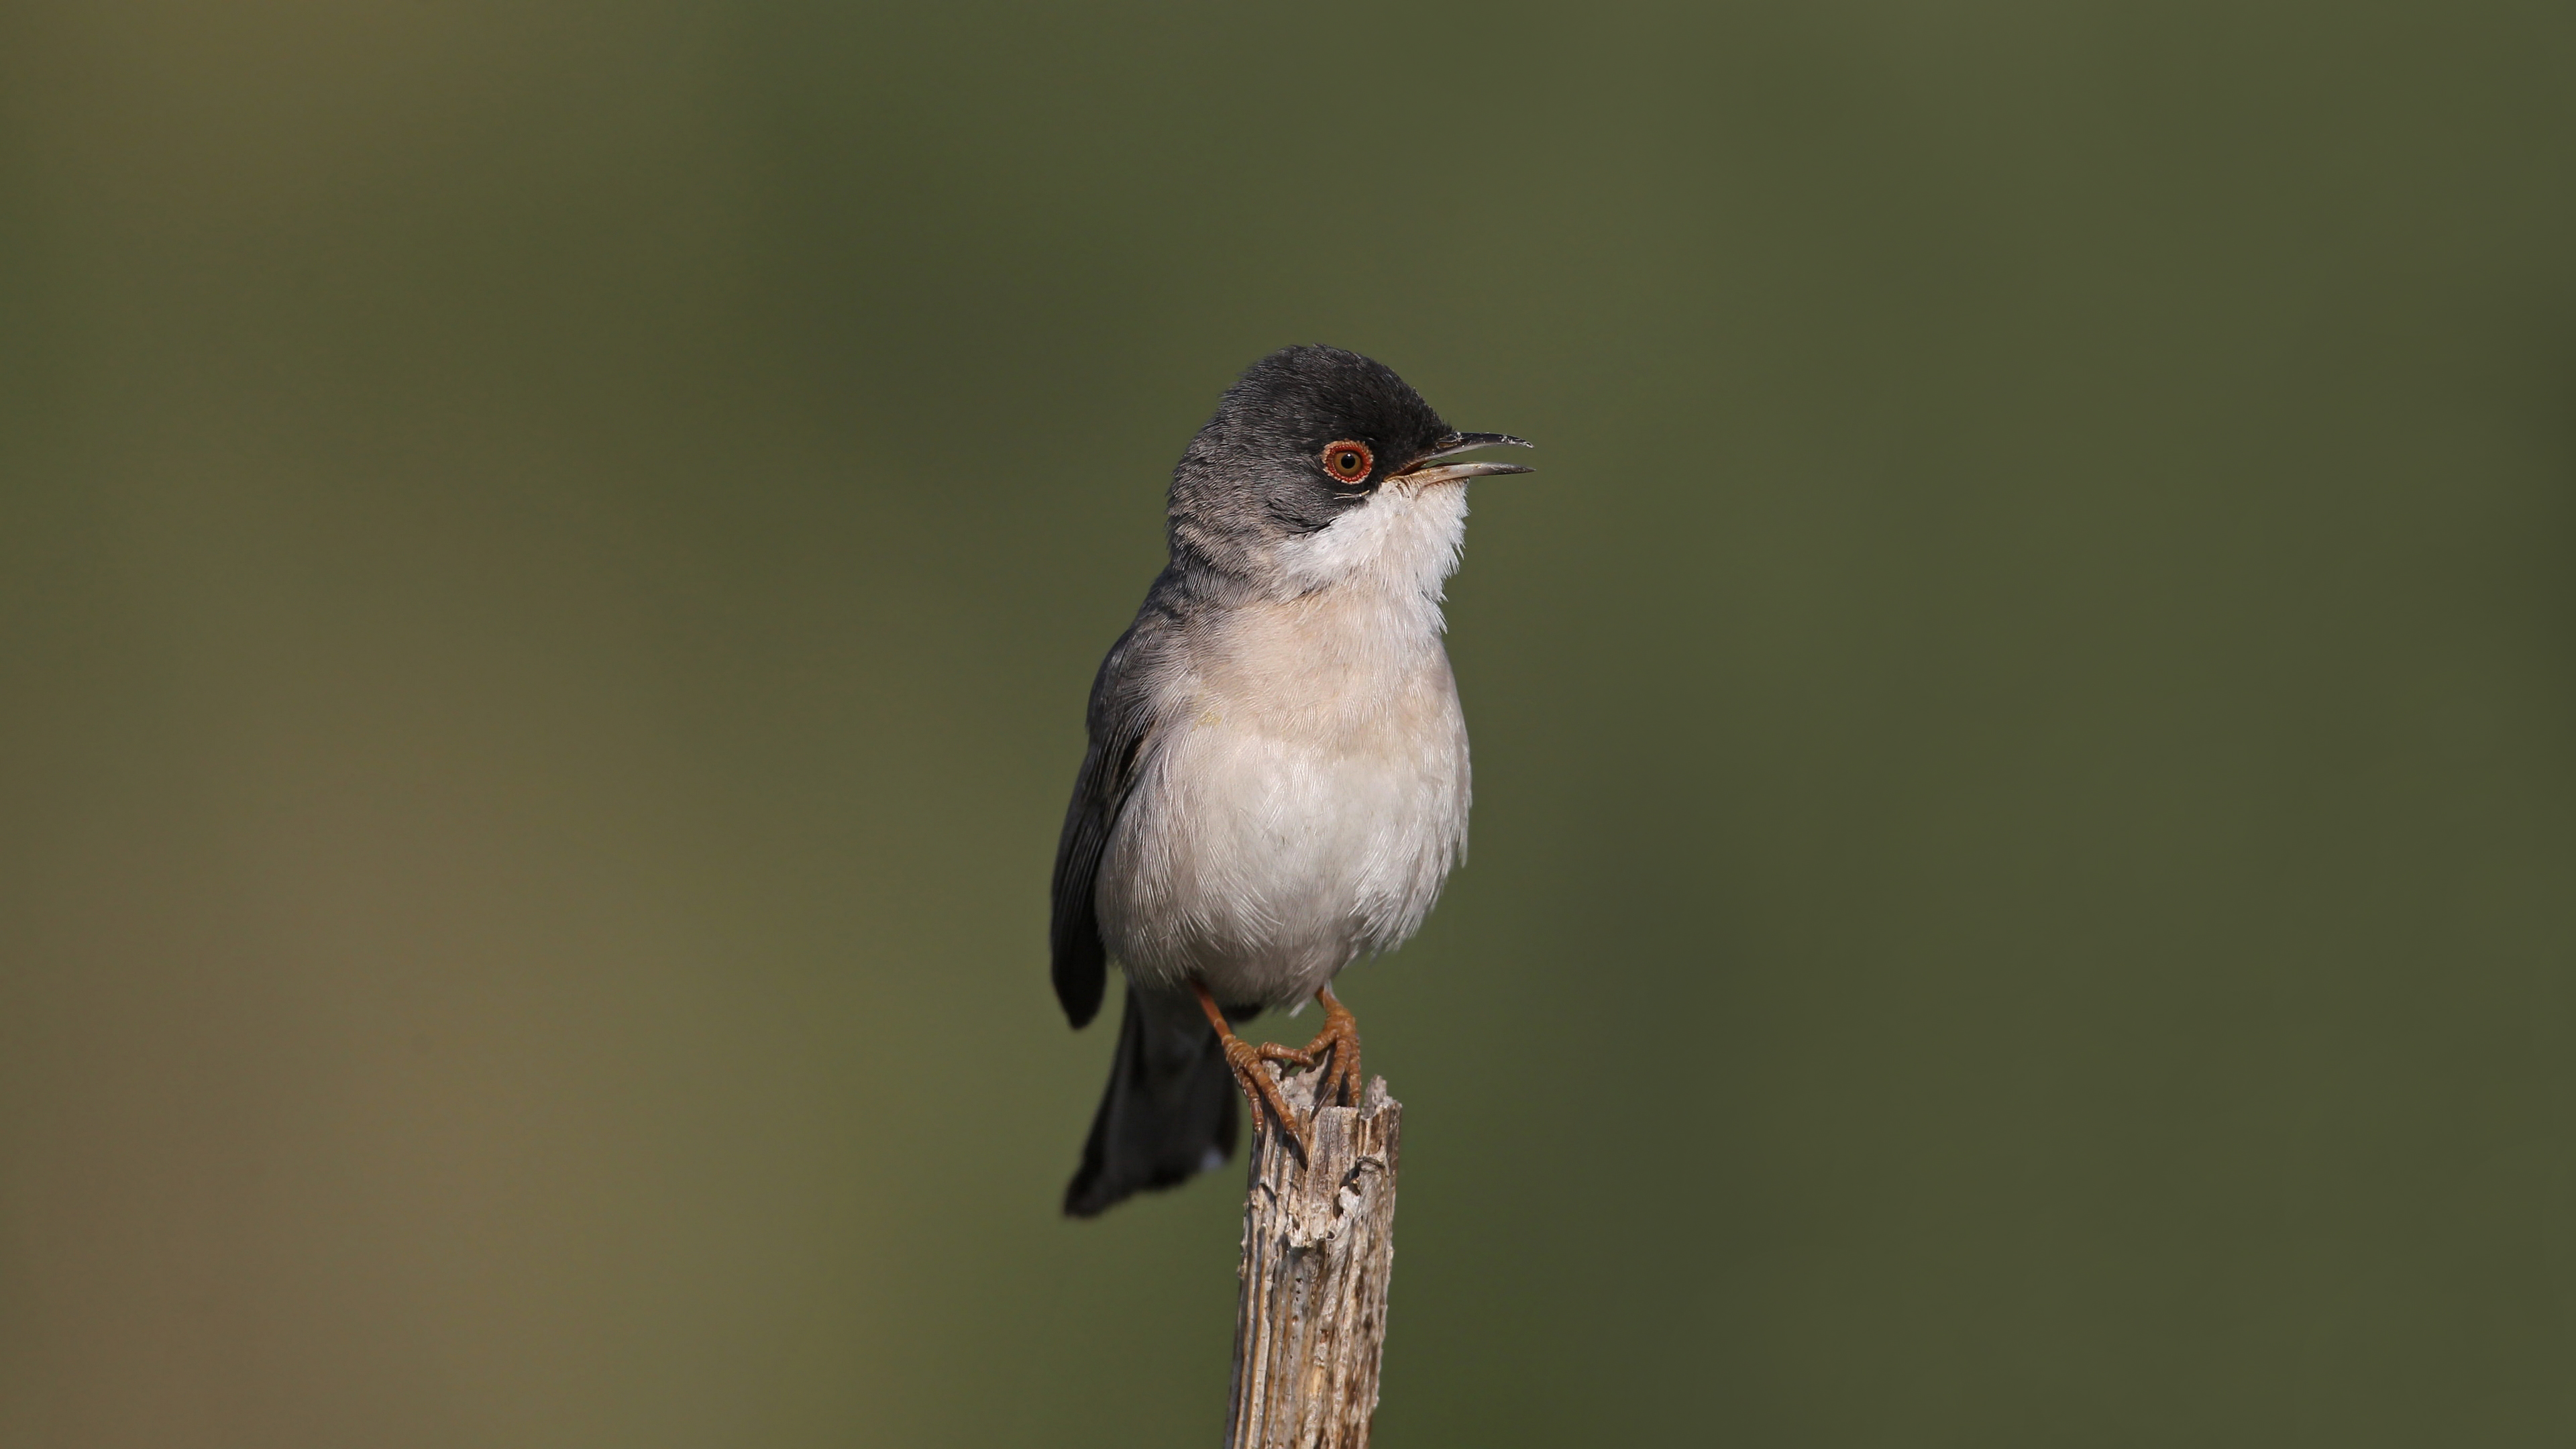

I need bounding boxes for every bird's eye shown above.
[1322,441,1373,484]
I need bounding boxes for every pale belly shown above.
[1095,695,1470,1010]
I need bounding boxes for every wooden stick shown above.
[1225,1064,1403,1449]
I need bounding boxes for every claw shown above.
[1191,980,1366,1165]
[1295,985,1364,1110]
[1195,981,1311,1165]
[1227,1038,1311,1165]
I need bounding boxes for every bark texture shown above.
[1226,1067,1402,1449]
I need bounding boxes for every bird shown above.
[1051,344,1531,1218]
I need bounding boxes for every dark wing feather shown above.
[1049,603,1173,1028]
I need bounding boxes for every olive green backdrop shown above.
[3,2,2570,1445]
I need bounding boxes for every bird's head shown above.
[1167,345,1532,598]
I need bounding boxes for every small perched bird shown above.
[1052,345,1530,1217]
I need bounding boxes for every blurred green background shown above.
[3,1,2571,1444]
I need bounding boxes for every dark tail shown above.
[1063,985,1242,1218]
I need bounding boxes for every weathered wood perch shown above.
[1226,1064,1403,1449]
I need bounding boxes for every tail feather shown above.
[1063,987,1242,1218]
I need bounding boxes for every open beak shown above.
[1391,431,1536,487]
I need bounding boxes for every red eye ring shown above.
[1321,440,1373,484]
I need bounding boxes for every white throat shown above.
[1271,481,1468,623]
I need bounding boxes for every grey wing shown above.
[1049,608,1173,1028]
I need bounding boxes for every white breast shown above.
[1097,482,1474,1008]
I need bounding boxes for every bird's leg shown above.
[1191,979,1309,1165]
[1256,985,1364,1110]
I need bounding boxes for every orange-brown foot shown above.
[1256,985,1364,1112]
[1192,980,1311,1165]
